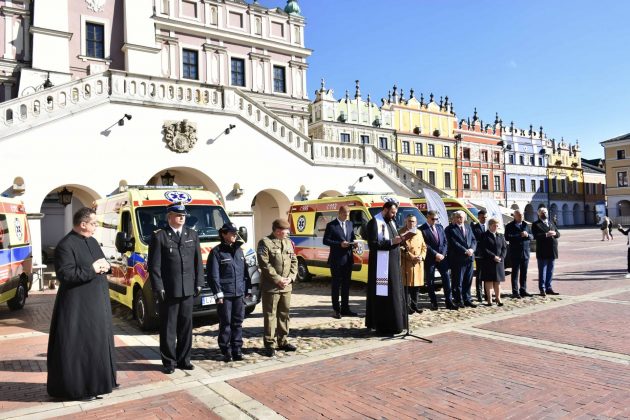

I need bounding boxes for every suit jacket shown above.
[532,219,561,260]
[505,220,533,259]
[420,222,448,267]
[148,226,204,298]
[323,219,356,268]
[445,222,477,265]
[471,222,486,257]
[480,231,507,282]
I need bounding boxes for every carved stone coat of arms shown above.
[85,0,107,12]
[163,119,198,153]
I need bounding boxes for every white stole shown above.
[375,213,393,297]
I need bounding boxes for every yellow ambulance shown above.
[93,186,260,330]
[0,197,33,310]
[288,194,426,283]
[412,197,480,224]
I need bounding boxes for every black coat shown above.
[207,241,251,298]
[323,219,356,268]
[532,219,561,260]
[148,226,204,298]
[471,222,486,257]
[480,231,508,282]
[505,220,532,260]
[47,231,117,400]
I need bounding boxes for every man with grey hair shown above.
[505,210,533,298]
[532,207,560,296]
[445,210,477,308]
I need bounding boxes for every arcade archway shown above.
[251,189,291,243]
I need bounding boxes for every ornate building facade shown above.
[600,133,630,220]
[547,138,584,225]
[581,158,606,225]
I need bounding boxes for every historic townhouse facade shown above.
[381,86,457,196]
[547,138,585,226]
[581,158,606,225]
[502,123,550,222]
[600,133,630,220]
[453,110,504,204]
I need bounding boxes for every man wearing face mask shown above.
[532,207,561,296]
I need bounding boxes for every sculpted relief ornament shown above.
[85,0,106,12]
[163,119,198,153]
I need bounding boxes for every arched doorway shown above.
[318,189,344,199]
[145,167,224,200]
[573,203,582,225]
[524,204,535,222]
[251,189,291,244]
[550,203,560,225]
[562,203,572,226]
[39,184,101,262]
[618,200,630,217]
[584,204,594,225]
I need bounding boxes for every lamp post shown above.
[498,140,511,207]
[57,187,73,207]
[161,171,175,186]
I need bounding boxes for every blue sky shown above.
[264,0,630,158]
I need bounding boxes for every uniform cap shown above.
[220,222,238,233]
[272,218,290,230]
[167,203,190,216]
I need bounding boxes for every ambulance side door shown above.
[108,210,133,295]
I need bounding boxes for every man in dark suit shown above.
[471,210,487,302]
[420,210,457,311]
[445,210,477,308]
[149,203,204,374]
[617,224,630,278]
[531,207,560,296]
[323,205,358,318]
[505,210,533,299]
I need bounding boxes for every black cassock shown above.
[47,231,117,400]
[365,216,405,334]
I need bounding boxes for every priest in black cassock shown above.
[365,201,412,335]
[47,207,117,401]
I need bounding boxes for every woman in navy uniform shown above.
[208,223,251,362]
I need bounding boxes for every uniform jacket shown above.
[399,227,427,287]
[505,220,533,259]
[420,222,448,267]
[148,226,204,298]
[445,222,477,265]
[480,231,508,282]
[532,219,561,260]
[257,234,298,294]
[207,241,251,298]
[323,218,356,268]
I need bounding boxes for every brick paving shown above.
[229,331,630,419]
[0,293,55,336]
[608,291,630,302]
[477,301,630,356]
[59,391,221,419]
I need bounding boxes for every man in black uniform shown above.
[149,203,204,374]
[471,210,487,302]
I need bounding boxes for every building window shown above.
[463,148,471,160]
[572,180,578,194]
[520,179,526,192]
[531,180,537,192]
[415,143,423,155]
[402,141,410,154]
[494,175,500,191]
[444,172,452,189]
[538,157,543,166]
[428,144,435,156]
[510,178,516,192]
[273,66,286,93]
[482,175,489,190]
[481,150,488,162]
[518,155,524,165]
[509,154,514,164]
[463,174,470,189]
[182,49,198,80]
[429,171,436,186]
[360,135,370,144]
[416,170,424,180]
[379,137,388,150]
[231,58,246,86]
[530,156,535,165]
[561,179,567,193]
[540,179,545,192]
[86,22,105,59]
[585,183,590,194]
[493,151,500,163]
[443,146,451,158]
[340,133,350,143]
[552,178,557,193]
[618,150,626,160]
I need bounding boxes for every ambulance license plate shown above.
[202,296,215,306]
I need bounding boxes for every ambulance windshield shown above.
[368,206,426,229]
[136,205,230,243]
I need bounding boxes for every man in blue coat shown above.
[445,211,477,308]
[505,210,533,299]
[323,205,358,319]
[420,210,457,311]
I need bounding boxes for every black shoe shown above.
[163,366,175,374]
[332,310,341,319]
[546,289,560,295]
[340,309,358,317]
[457,302,465,308]
[476,294,483,302]
[520,290,532,297]
[232,353,244,362]
[264,347,276,357]
[113,383,120,389]
[497,302,504,307]
[511,293,522,299]
[430,303,438,311]
[416,308,423,314]
[80,395,97,402]
[485,302,493,307]
[540,290,547,297]
[279,343,297,352]
[446,302,459,311]
[178,363,195,370]
[222,353,232,363]
[464,301,477,308]
[408,308,416,315]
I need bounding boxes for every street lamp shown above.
[348,173,374,193]
[57,187,73,207]
[161,171,175,186]
[498,140,512,207]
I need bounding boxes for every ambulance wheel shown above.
[134,288,158,331]
[7,280,27,311]
[296,258,311,282]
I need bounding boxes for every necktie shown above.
[176,230,181,238]
[461,225,465,237]
[341,220,346,237]
[431,225,438,242]
[481,224,485,233]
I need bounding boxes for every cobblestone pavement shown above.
[1,227,629,419]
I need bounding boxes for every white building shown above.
[0,0,427,262]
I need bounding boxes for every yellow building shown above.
[601,133,630,219]
[547,138,585,225]
[382,87,457,196]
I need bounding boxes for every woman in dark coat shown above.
[481,217,508,307]
[47,208,117,401]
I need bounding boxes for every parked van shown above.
[0,197,33,310]
[412,197,480,224]
[93,186,260,330]
[288,194,426,282]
